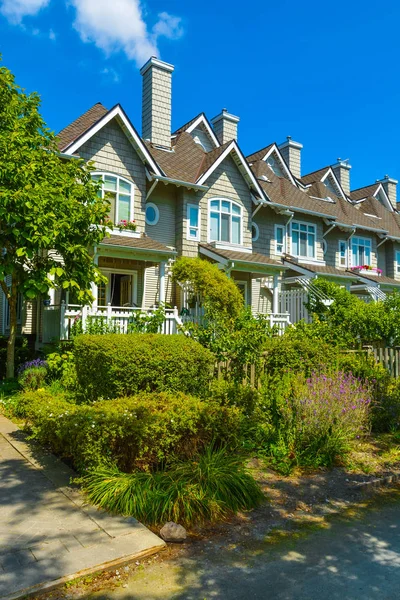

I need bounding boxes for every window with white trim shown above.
[275,224,285,255]
[209,199,242,245]
[351,236,371,266]
[92,173,134,226]
[291,221,316,259]
[187,204,200,240]
[339,240,347,267]
[266,154,285,178]
[323,176,338,197]
[396,250,400,274]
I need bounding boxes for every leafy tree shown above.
[0,61,109,378]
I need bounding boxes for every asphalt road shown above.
[88,500,400,600]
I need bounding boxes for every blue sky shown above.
[0,0,399,190]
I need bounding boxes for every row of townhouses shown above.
[2,57,400,345]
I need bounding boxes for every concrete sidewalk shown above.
[0,415,165,600]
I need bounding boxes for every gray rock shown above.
[160,521,187,543]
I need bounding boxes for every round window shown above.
[251,222,259,242]
[145,202,159,225]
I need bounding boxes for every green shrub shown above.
[263,329,340,377]
[18,367,47,391]
[20,390,243,473]
[79,445,264,526]
[46,351,78,393]
[370,378,400,433]
[73,334,215,401]
[0,336,34,380]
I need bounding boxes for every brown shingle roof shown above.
[299,167,330,186]
[200,244,283,269]
[145,132,206,182]
[57,103,108,151]
[350,183,380,201]
[352,272,400,286]
[172,113,204,136]
[100,234,175,254]
[246,144,275,164]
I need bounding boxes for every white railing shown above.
[268,312,291,334]
[279,289,311,324]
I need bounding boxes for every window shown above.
[97,280,107,306]
[275,224,285,255]
[209,199,242,245]
[339,240,347,267]
[351,237,371,266]
[291,221,316,259]
[251,223,259,242]
[266,154,285,178]
[145,202,159,225]
[187,204,200,240]
[236,281,248,304]
[92,173,133,225]
[323,176,338,197]
[396,251,400,274]
[4,292,22,329]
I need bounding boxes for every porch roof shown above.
[353,272,400,287]
[283,257,359,280]
[199,243,285,273]
[99,234,176,260]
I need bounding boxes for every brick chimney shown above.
[332,158,351,195]
[278,136,303,179]
[140,57,174,148]
[210,109,239,144]
[377,175,398,210]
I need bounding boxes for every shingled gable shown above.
[246,143,296,186]
[59,103,162,177]
[350,182,393,211]
[173,113,220,149]
[196,140,266,201]
[300,166,348,201]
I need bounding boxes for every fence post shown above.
[82,304,88,330]
[60,301,66,340]
[107,303,112,325]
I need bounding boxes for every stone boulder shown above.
[160,521,187,543]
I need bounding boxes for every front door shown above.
[120,275,132,306]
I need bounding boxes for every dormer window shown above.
[209,199,242,245]
[323,176,338,197]
[266,155,285,178]
[92,173,134,225]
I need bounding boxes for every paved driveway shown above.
[89,498,400,600]
[0,416,165,600]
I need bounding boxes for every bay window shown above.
[291,221,316,259]
[92,173,134,226]
[351,237,371,267]
[209,199,242,245]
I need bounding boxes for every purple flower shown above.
[18,358,47,375]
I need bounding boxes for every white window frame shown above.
[187,204,201,241]
[251,222,259,242]
[145,202,160,226]
[236,280,248,304]
[351,236,372,267]
[274,224,285,255]
[92,172,134,226]
[291,220,316,259]
[338,240,348,267]
[396,250,400,275]
[99,269,138,307]
[208,198,242,245]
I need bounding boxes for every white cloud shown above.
[70,0,182,66]
[49,28,56,40]
[0,0,49,24]
[152,12,183,40]
[101,67,120,83]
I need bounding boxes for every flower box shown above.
[350,265,382,276]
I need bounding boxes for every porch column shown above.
[272,274,279,314]
[159,261,166,304]
[91,253,98,309]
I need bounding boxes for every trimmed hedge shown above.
[19,390,242,472]
[73,334,214,401]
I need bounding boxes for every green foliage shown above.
[0,336,34,380]
[259,371,372,473]
[73,333,215,401]
[127,305,166,333]
[171,257,244,321]
[306,280,400,347]
[46,351,78,392]
[18,367,47,391]
[78,446,264,526]
[263,326,340,377]
[0,60,110,377]
[18,390,242,473]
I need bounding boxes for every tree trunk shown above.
[6,280,17,380]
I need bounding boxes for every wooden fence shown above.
[216,346,400,387]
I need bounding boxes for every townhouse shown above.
[2,56,400,345]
